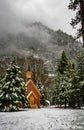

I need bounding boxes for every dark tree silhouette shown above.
[68,0,84,47]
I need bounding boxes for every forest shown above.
[0,49,84,111]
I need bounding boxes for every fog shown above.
[0,0,76,36]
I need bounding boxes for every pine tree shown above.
[53,63,72,108]
[64,63,81,108]
[37,81,46,106]
[77,51,84,104]
[0,58,28,111]
[53,52,69,107]
[57,51,69,74]
[54,52,81,108]
[0,76,2,86]
[53,72,63,106]
[68,0,84,47]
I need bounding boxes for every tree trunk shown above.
[78,102,80,109]
[78,98,81,109]
[60,103,61,108]
[64,99,67,109]
[80,0,84,47]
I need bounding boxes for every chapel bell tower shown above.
[26,63,32,80]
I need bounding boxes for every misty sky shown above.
[0,0,76,36]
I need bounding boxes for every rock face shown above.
[0,22,80,57]
[0,22,82,77]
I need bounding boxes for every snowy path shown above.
[0,108,84,130]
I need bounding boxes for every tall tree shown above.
[54,52,81,108]
[54,62,81,108]
[53,52,69,107]
[57,51,69,74]
[0,58,28,111]
[68,0,84,47]
[53,71,63,106]
[37,81,46,106]
[65,63,81,108]
[77,51,84,104]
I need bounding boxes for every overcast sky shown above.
[0,0,76,36]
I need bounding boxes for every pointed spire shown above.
[26,63,32,80]
[27,63,31,71]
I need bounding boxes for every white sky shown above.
[0,0,76,36]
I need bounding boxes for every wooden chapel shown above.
[26,65,41,108]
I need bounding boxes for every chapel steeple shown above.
[26,63,41,108]
[26,63,32,80]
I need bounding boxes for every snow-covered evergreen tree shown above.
[52,71,62,106]
[57,51,69,74]
[64,63,81,108]
[0,58,28,111]
[0,76,2,86]
[77,51,84,104]
[53,51,81,108]
[53,52,70,107]
[37,81,46,106]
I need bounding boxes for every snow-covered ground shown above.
[0,107,84,130]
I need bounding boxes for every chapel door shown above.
[30,95,35,106]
